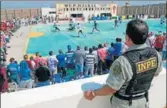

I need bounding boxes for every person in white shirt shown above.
[47,51,59,76]
[53,21,60,32]
[146,32,155,47]
[121,42,129,54]
[76,23,86,37]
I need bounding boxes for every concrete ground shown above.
[7,26,30,63]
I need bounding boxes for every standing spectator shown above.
[40,55,47,66]
[113,38,122,60]
[121,41,129,54]
[162,36,167,61]
[19,55,33,89]
[92,46,98,75]
[0,65,8,93]
[47,51,58,76]
[106,43,114,69]
[29,56,36,71]
[73,46,85,78]
[97,44,107,75]
[66,45,74,69]
[35,62,51,87]
[84,46,89,54]
[146,32,154,47]
[154,33,165,52]
[7,58,20,84]
[34,52,41,68]
[29,56,36,80]
[56,50,66,77]
[84,48,96,77]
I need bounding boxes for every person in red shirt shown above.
[153,34,165,52]
[0,66,8,93]
[24,55,32,70]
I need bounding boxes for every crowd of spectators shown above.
[0,18,166,93]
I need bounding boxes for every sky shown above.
[1,1,166,9]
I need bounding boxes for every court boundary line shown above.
[23,26,31,55]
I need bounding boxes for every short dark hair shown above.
[116,38,119,42]
[49,51,53,56]
[35,52,39,56]
[10,58,15,62]
[84,46,88,51]
[89,48,93,53]
[126,19,149,45]
[111,43,114,47]
[77,46,80,50]
[98,44,103,49]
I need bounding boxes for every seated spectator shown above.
[47,51,58,76]
[106,43,114,69]
[19,55,33,89]
[73,46,85,79]
[84,48,96,77]
[66,45,74,69]
[56,50,66,77]
[7,58,20,84]
[35,62,51,87]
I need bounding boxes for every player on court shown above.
[76,23,86,37]
[53,21,60,32]
[114,18,118,28]
[91,20,100,34]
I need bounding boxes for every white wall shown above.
[41,8,56,17]
[1,68,166,108]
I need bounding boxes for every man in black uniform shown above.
[91,20,100,34]
[84,19,162,108]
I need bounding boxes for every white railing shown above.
[1,68,166,108]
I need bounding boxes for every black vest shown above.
[114,47,158,103]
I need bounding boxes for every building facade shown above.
[41,8,56,17]
[1,8,42,21]
[55,4,118,20]
[117,3,166,17]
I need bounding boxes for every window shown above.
[73,8,75,11]
[86,8,87,11]
[66,8,69,11]
[92,8,93,11]
[71,14,83,18]
[49,11,56,14]
[89,8,91,11]
[65,4,68,7]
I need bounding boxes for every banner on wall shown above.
[113,5,116,14]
